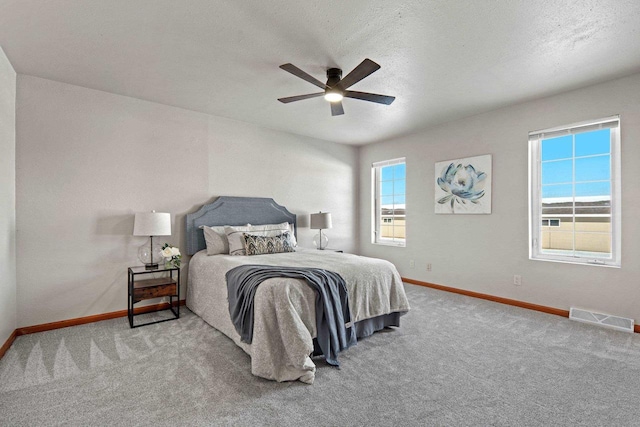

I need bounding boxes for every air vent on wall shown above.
[569,307,634,333]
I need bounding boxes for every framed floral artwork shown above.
[434,154,492,214]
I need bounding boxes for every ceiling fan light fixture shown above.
[324,90,343,103]
[278,59,394,116]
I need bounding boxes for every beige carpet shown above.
[2,284,640,426]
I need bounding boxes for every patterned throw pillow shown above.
[226,223,295,256]
[243,232,295,255]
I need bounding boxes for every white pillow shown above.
[287,223,298,247]
[200,225,229,255]
[225,222,296,256]
[256,223,297,247]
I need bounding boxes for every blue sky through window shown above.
[380,163,406,205]
[541,129,610,200]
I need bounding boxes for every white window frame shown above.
[372,157,406,247]
[528,116,621,267]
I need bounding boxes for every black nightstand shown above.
[127,265,180,328]
[322,249,344,253]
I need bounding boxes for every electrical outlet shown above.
[409,260,415,268]
[426,263,432,272]
[513,275,522,286]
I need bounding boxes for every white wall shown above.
[0,46,16,344]
[360,72,640,322]
[16,76,357,327]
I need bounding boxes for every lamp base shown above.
[313,232,329,250]
[138,237,163,268]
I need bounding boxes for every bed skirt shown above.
[312,312,403,357]
[354,312,402,338]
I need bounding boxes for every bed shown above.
[185,196,410,384]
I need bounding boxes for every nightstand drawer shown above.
[133,279,177,303]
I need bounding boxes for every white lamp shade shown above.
[133,211,171,236]
[310,212,332,230]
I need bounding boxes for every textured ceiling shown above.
[1,0,639,145]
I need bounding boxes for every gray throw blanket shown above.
[226,264,356,366]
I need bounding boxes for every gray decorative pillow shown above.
[243,232,295,256]
[200,225,229,255]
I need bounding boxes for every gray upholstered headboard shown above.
[185,196,297,255]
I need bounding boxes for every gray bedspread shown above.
[226,265,356,366]
[187,248,410,384]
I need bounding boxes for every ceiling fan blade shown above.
[279,63,328,90]
[344,90,395,105]
[331,101,344,116]
[335,58,381,90]
[278,93,324,103]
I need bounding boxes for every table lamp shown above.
[133,211,171,269]
[310,211,332,250]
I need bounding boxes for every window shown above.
[541,218,561,227]
[529,116,621,267]
[373,158,406,246]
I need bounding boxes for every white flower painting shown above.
[435,154,492,214]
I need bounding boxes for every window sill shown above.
[529,256,620,268]
[373,241,406,248]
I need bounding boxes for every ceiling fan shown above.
[277,58,395,116]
